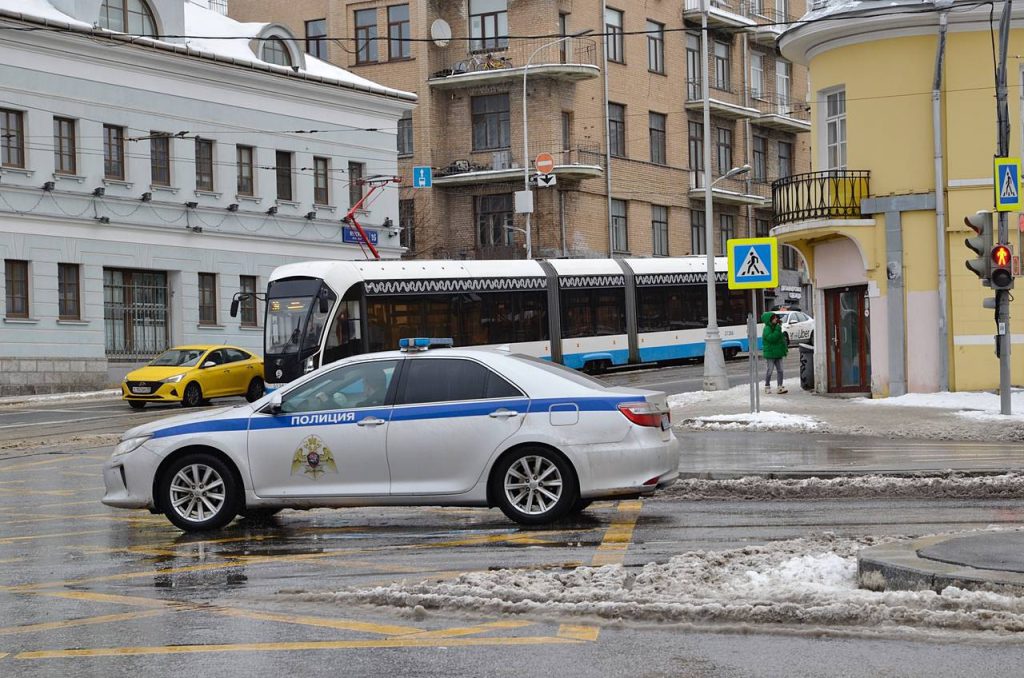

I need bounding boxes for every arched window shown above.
[98,0,157,36]
[262,38,293,67]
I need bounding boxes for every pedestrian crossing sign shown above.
[727,237,778,289]
[994,157,1021,212]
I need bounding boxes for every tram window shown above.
[323,300,363,365]
[718,287,752,326]
[561,288,625,338]
[637,285,706,333]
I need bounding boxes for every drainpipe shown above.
[601,0,614,256]
[933,10,949,391]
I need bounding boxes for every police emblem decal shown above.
[290,435,338,479]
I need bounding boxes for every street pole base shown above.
[702,334,730,391]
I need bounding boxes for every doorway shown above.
[824,285,870,393]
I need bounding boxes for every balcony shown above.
[771,170,871,226]
[750,92,811,133]
[741,4,796,44]
[685,80,760,120]
[428,37,600,90]
[430,145,604,187]
[683,0,757,29]
[689,171,769,207]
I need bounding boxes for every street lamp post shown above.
[521,29,593,258]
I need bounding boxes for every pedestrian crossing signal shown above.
[991,244,1014,290]
[964,211,993,285]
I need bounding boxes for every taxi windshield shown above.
[149,348,205,367]
[266,297,312,355]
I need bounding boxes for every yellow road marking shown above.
[212,608,422,637]
[0,652,7,660]
[558,624,601,641]
[0,457,68,473]
[15,635,580,659]
[35,590,188,609]
[61,471,102,478]
[0,609,168,636]
[591,500,643,567]
[410,620,532,639]
[0,528,112,546]
[0,488,78,497]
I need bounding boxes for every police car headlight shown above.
[113,435,151,458]
[161,373,185,384]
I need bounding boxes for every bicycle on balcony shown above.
[453,52,512,74]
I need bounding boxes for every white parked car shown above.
[103,339,681,532]
[773,310,814,346]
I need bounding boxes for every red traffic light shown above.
[992,244,1011,267]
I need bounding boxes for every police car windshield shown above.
[149,348,205,367]
[266,297,312,355]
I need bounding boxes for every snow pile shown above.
[684,410,821,431]
[852,389,1024,415]
[659,473,1024,500]
[315,533,1024,636]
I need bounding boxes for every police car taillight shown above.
[617,402,666,428]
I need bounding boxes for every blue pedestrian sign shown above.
[727,237,778,290]
[412,166,432,188]
[342,226,378,245]
[994,157,1021,212]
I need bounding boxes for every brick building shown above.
[232,0,810,287]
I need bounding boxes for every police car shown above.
[102,338,681,532]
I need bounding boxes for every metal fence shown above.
[429,37,598,80]
[104,269,169,360]
[771,170,871,225]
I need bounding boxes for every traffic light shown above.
[964,211,993,284]
[991,243,1014,290]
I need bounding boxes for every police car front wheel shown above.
[158,453,239,532]
[493,447,577,525]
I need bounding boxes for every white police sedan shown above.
[103,339,681,532]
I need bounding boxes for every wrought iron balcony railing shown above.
[771,170,871,225]
[429,37,599,81]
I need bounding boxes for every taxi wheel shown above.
[493,448,577,526]
[128,400,146,410]
[181,382,203,408]
[245,377,265,403]
[158,453,239,532]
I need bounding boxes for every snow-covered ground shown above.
[314,531,1024,638]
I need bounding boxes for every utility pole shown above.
[995,0,1013,415]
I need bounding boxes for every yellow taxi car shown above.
[122,345,264,410]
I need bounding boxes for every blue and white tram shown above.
[246,256,760,385]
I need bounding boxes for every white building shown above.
[0,0,415,395]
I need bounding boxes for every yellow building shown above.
[777,0,1024,396]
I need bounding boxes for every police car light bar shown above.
[399,337,455,351]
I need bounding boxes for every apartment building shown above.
[233,0,810,302]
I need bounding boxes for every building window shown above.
[562,111,572,152]
[647,20,664,74]
[688,121,704,173]
[649,112,666,165]
[755,218,771,238]
[4,260,28,318]
[776,60,793,111]
[388,5,410,60]
[690,210,706,255]
[750,52,765,99]
[397,112,413,156]
[1,109,24,168]
[195,138,214,191]
[355,8,378,64]
[305,19,327,58]
[826,89,846,169]
[103,124,125,180]
[718,214,734,255]
[98,0,157,36]
[686,33,701,99]
[471,94,510,151]
[716,127,733,175]
[652,205,668,256]
[53,117,76,175]
[753,135,767,182]
[399,198,415,250]
[239,275,257,326]
[778,140,793,178]
[314,156,330,205]
[713,41,730,90]
[150,133,171,186]
[559,13,570,63]
[470,0,508,51]
[262,37,292,67]
[608,103,626,158]
[198,273,217,325]
[605,8,624,64]
[349,161,364,207]
[611,199,628,253]
[782,245,799,270]
[476,193,513,246]
[104,269,168,357]
[58,263,80,320]
[276,150,293,201]
[236,145,254,196]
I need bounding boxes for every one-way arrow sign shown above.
[532,173,556,188]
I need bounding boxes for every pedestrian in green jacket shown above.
[761,311,788,393]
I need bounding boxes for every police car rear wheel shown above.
[494,448,576,525]
[159,453,238,532]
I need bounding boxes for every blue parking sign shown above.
[412,166,432,188]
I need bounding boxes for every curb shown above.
[676,469,1020,480]
[0,390,122,407]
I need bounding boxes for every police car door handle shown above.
[488,408,521,419]
[356,416,386,427]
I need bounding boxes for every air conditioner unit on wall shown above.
[492,151,512,170]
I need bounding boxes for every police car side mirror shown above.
[268,392,282,415]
